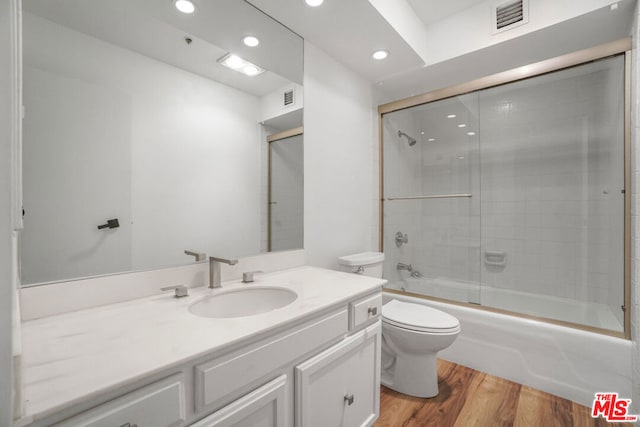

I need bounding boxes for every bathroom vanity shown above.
[17,267,384,427]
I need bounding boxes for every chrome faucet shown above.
[209,256,238,288]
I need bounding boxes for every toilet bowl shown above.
[337,252,461,399]
[381,299,460,398]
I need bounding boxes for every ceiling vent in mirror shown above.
[493,0,528,34]
[284,88,295,107]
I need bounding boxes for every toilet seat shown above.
[382,300,460,334]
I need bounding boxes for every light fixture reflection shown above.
[305,0,324,6]
[218,53,265,77]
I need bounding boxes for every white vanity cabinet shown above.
[21,282,383,427]
[294,323,381,427]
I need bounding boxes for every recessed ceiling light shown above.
[428,138,435,142]
[447,114,456,118]
[459,156,465,160]
[420,131,425,135]
[218,53,265,77]
[467,131,476,136]
[372,50,389,60]
[458,124,467,128]
[305,0,324,6]
[242,36,260,47]
[174,0,195,14]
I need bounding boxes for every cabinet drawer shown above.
[349,293,381,330]
[295,322,381,427]
[195,308,347,412]
[190,375,287,427]
[54,375,185,427]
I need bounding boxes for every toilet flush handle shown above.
[355,266,364,274]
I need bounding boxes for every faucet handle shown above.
[242,270,264,283]
[184,250,206,261]
[160,285,189,298]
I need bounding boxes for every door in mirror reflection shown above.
[268,129,304,252]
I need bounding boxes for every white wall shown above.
[0,0,17,423]
[21,14,262,284]
[303,42,376,268]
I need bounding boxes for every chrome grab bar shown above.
[385,193,472,201]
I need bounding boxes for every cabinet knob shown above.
[344,394,354,406]
[367,307,378,316]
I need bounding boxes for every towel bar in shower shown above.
[385,193,472,201]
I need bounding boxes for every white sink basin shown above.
[189,287,298,318]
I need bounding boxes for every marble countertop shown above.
[19,266,385,423]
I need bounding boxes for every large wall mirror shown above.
[21,0,304,286]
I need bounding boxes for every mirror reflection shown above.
[21,0,304,286]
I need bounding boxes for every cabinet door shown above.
[190,375,287,427]
[295,322,381,427]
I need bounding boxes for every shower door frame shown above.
[378,37,632,339]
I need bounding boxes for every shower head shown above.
[397,130,417,146]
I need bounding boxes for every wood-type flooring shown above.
[374,359,627,427]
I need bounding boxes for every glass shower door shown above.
[477,56,625,332]
[382,93,481,304]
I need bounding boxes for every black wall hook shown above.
[97,218,120,230]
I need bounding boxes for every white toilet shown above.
[338,252,461,398]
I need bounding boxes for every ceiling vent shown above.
[493,0,528,34]
[283,88,295,107]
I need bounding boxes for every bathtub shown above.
[390,276,623,331]
[383,286,632,407]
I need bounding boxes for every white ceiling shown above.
[248,0,636,101]
[23,0,303,97]
[246,0,491,83]
[376,0,636,103]
[246,0,426,83]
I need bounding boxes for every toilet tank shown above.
[338,252,385,278]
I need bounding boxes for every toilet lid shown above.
[382,299,460,333]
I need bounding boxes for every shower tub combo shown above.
[378,39,632,406]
